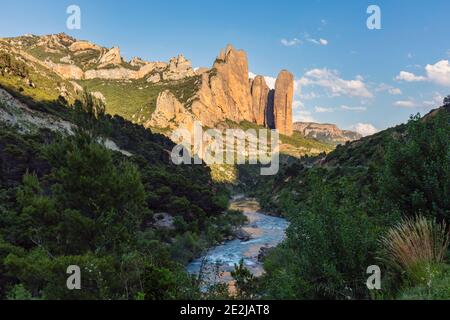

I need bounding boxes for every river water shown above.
[186,196,288,289]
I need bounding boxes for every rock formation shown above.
[163,54,195,81]
[69,40,102,52]
[44,60,84,80]
[250,75,270,125]
[1,34,296,136]
[98,47,122,68]
[147,90,195,132]
[210,44,253,122]
[293,122,362,145]
[151,44,295,135]
[274,70,294,136]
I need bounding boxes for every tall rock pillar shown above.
[274,70,294,136]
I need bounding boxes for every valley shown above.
[0,31,449,301]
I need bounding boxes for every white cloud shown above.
[249,72,276,90]
[299,68,373,98]
[281,38,301,47]
[307,37,328,46]
[315,106,334,113]
[300,91,320,100]
[394,100,418,108]
[340,105,367,111]
[350,123,378,137]
[376,83,402,95]
[395,60,450,86]
[395,71,426,82]
[294,110,316,123]
[425,60,450,86]
[293,100,304,109]
[264,76,277,90]
[283,33,328,47]
[423,92,444,107]
[389,88,402,95]
[394,93,444,109]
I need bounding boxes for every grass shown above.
[380,216,450,284]
[77,76,201,125]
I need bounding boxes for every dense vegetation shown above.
[252,107,450,299]
[0,92,246,300]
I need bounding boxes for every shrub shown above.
[380,216,449,284]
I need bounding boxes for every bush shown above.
[380,216,449,285]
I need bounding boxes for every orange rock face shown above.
[250,76,270,125]
[274,70,294,136]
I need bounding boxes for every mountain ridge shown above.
[1,33,295,136]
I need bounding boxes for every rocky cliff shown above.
[151,44,295,135]
[293,122,362,145]
[1,34,295,136]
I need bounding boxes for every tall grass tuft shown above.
[380,216,449,282]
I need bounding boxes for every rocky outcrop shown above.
[163,54,195,81]
[155,44,295,135]
[3,34,296,135]
[129,57,147,67]
[211,44,253,122]
[293,122,362,145]
[69,41,102,52]
[274,70,294,136]
[250,76,270,125]
[98,47,122,68]
[146,90,195,132]
[44,60,84,80]
[84,67,137,80]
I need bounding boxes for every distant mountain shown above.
[293,122,362,145]
[0,34,295,136]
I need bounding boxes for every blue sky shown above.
[1,0,450,135]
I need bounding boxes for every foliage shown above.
[398,264,450,300]
[379,112,450,221]
[231,259,257,299]
[0,100,239,300]
[257,107,450,300]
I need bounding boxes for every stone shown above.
[98,47,122,68]
[251,75,270,125]
[293,122,362,144]
[45,60,84,80]
[234,228,252,242]
[147,72,161,83]
[273,70,294,136]
[69,41,102,52]
[84,67,136,80]
[146,90,195,132]
[210,44,253,123]
[162,54,195,81]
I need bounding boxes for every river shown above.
[186,195,288,289]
